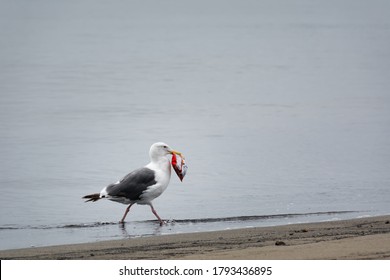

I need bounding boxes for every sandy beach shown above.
[1,215,389,260]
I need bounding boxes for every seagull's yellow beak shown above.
[170,150,182,157]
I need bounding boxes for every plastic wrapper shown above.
[171,153,188,181]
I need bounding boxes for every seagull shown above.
[82,142,183,225]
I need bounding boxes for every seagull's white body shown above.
[138,152,172,204]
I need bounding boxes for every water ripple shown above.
[0,211,356,231]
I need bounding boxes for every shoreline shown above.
[1,215,389,260]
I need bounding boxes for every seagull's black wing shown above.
[105,167,157,201]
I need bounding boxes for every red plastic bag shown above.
[172,153,188,181]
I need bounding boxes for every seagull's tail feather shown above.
[82,193,101,202]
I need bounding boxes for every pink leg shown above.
[120,203,134,223]
[150,205,164,226]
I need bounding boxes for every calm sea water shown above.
[1,0,389,250]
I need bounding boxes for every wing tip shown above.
[82,193,101,202]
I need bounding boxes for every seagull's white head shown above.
[149,142,182,162]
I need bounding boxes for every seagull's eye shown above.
[163,145,167,148]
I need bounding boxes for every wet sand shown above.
[1,215,389,260]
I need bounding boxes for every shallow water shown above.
[1,0,390,250]
[0,211,360,250]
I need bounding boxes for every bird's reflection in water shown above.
[119,220,169,238]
